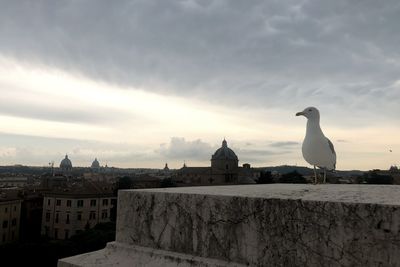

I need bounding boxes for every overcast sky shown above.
[0,0,399,170]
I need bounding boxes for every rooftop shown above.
[0,189,21,202]
[44,180,114,197]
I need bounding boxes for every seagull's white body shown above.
[302,119,336,170]
[296,107,336,183]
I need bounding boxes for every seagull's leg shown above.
[323,169,327,183]
[313,166,317,184]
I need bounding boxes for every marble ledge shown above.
[60,184,400,267]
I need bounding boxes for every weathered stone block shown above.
[59,184,400,266]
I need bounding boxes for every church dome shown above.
[60,155,72,169]
[91,158,100,168]
[211,139,238,161]
[163,163,170,171]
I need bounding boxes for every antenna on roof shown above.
[49,161,55,176]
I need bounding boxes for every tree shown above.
[364,171,393,185]
[115,176,133,191]
[160,178,176,188]
[0,222,115,267]
[279,170,307,184]
[257,171,274,184]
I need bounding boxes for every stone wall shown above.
[59,184,400,266]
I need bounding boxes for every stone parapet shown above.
[59,184,400,266]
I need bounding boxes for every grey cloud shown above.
[0,132,298,167]
[0,132,155,167]
[156,137,291,165]
[236,148,292,164]
[156,137,215,161]
[0,98,118,125]
[1,0,400,124]
[0,83,135,125]
[269,141,299,148]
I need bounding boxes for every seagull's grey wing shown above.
[326,138,337,170]
[327,138,336,156]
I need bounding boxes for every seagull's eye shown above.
[308,109,312,112]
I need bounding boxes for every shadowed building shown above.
[174,139,251,185]
[41,181,116,240]
[91,158,100,172]
[175,166,211,185]
[20,190,44,241]
[211,139,239,184]
[60,155,73,175]
[0,191,22,244]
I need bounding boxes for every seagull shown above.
[296,107,336,184]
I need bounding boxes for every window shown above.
[90,199,97,207]
[77,212,82,221]
[55,212,59,223]
[77,200,84,207]
[44,226,49,237]
[89,211,96,220]
[67,200,72,207]
[54,228,58,239]
[3,220,8,228]
[11,231,14,240]
[14,206,16,211]
[56,199,61,206]
[46,212,51,222]
[4,207,7,213]
[226,164,229,170]
[102,199,108,206]
[2,234,5,242]
[11,218,16,226]
[101,210,108,219]
[48,199,51,206]
[66,214,70,224]
[65,230,69,240]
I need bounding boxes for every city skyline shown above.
[1,1,400,170]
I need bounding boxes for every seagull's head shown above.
[296,107,320,120]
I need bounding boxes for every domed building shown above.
[211,139,239,183]
[174,138,257,186]
[91,158,100,172]
[60,154,73,174]
[163,163,170,172]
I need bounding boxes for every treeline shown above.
[257,170,307,184]
[257,170,394,184]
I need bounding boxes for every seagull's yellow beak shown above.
[296,111,305,116]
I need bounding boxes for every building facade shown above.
[41,182,116,240]
[91,158,100,172]
[60,154,73,174]
[20,191,44,241]
[0,192,22,245]
[174,139,252,185]
[211,139,239,184]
